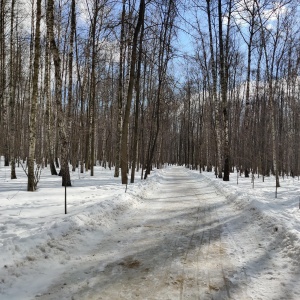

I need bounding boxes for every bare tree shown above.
[130,12,144,183]
[121,0,145,184]
[27,0,42,191]
[47,0,71,186]
[9,0,17,179]
[114,0,126,178]
[144,0,176,179]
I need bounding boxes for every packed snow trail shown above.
[35,167,239,299]
[2,166,300,299]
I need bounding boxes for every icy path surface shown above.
[39,167,235,300]
[34,167,298,299]
[2,166,300,299]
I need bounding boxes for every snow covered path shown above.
[2,166,300,299]
[32,167,298,299]
[36,167,237,299]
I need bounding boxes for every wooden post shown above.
[65,180,67,214]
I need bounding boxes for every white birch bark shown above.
[27,0,42,191]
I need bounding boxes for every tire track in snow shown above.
[181,185,232,300]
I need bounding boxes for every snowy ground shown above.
[1,160,300,299]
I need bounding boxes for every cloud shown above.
[232,0,288,28]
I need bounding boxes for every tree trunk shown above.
[114,0,125,178]
[44,13,57,176]
[67,0,76,169]
[47,0,71,187]
[120,0,145,184]
[206,0,222,179]
[130,12,144,184]
[9,0,17,179]
[218,0,231,181]
[27,0,42,191]
[89,1,99,177]
[0,0,9,167]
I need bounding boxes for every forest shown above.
[0,0,299,191]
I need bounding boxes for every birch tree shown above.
[27,0,42,191]
[0,0,9,166]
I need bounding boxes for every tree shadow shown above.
[16,169,300,299]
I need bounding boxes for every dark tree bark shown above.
[218,0,231,181]
[44,10,57,176]
[206,0,222,179]
[114,0,126,178]
[121,0,145,184]
[9,0,17,179]
[144,0,175,179]
[130,17,144,183]
[47,0,71,187]
[89,1,99,177]
[67,0,76,163]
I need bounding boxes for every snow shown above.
[1,160,300,299]
[191,170,300,299]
